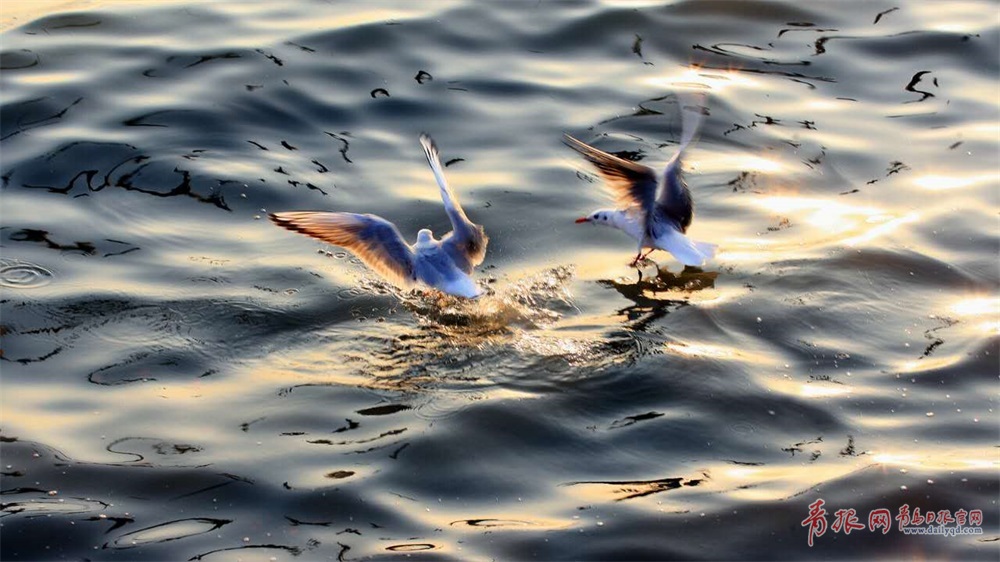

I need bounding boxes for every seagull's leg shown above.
[628,242,645,267]
[640,248,656,260]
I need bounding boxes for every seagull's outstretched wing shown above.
[270,211,417,288]
[419,133,488,271]
[564,134,659,216]
[654,97,705,230]
[419,133,474,238]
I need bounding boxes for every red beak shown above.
[575,217,589,223]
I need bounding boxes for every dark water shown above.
[1,1,998,560]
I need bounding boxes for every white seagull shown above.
[567,101,716,267]
[270,134,488,298]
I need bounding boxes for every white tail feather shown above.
[442,274,482,299]
[657,228,716,266]
[693,240,717,261]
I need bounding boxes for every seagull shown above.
[269,134,488,298]
[566,100,716,267]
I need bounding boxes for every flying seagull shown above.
[567,100,716,267]
[270,134,488,298]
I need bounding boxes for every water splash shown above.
[360,265,578,334]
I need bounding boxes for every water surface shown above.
[1,1,998,560]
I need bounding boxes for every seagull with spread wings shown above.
[270,134,488,298]
[567,100,716,267]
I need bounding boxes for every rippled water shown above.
[1,1,998,560]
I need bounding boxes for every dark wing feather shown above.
[563,134,658,214]
[440,226,488,274]
[653,100,703,231]
[654,158,693,232]
[270,211,416,288]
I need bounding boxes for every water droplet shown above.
[900,485,908,490]
[927,479,934,484]
[926,412,934,417]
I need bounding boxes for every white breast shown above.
[612,210,646,243]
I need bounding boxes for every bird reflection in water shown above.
[600,264,718,332]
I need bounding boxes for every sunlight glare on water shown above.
[1,0,997,560]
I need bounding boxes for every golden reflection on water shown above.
[711,464,867,503]
[381,494,575,534]
[663,341,774,366]
[871,452,999,472]
[0,0,185,31]
[644,66,765,93]
[976,321,1000,335]
[950,297,1000,317]
[744,196,924,251]
[9,71,87,85]
[913,173,998,191]
[896,355,962,375]
[949,297,1000,335]
[841,212,921,247]
[560,463,871,508]
[910,1,999,33]
[766,376,852,399]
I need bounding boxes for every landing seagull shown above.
[270,134,488,298]
[567,101,716,267]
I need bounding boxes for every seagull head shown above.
[576,209,615,226]
[416,228,435,246]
